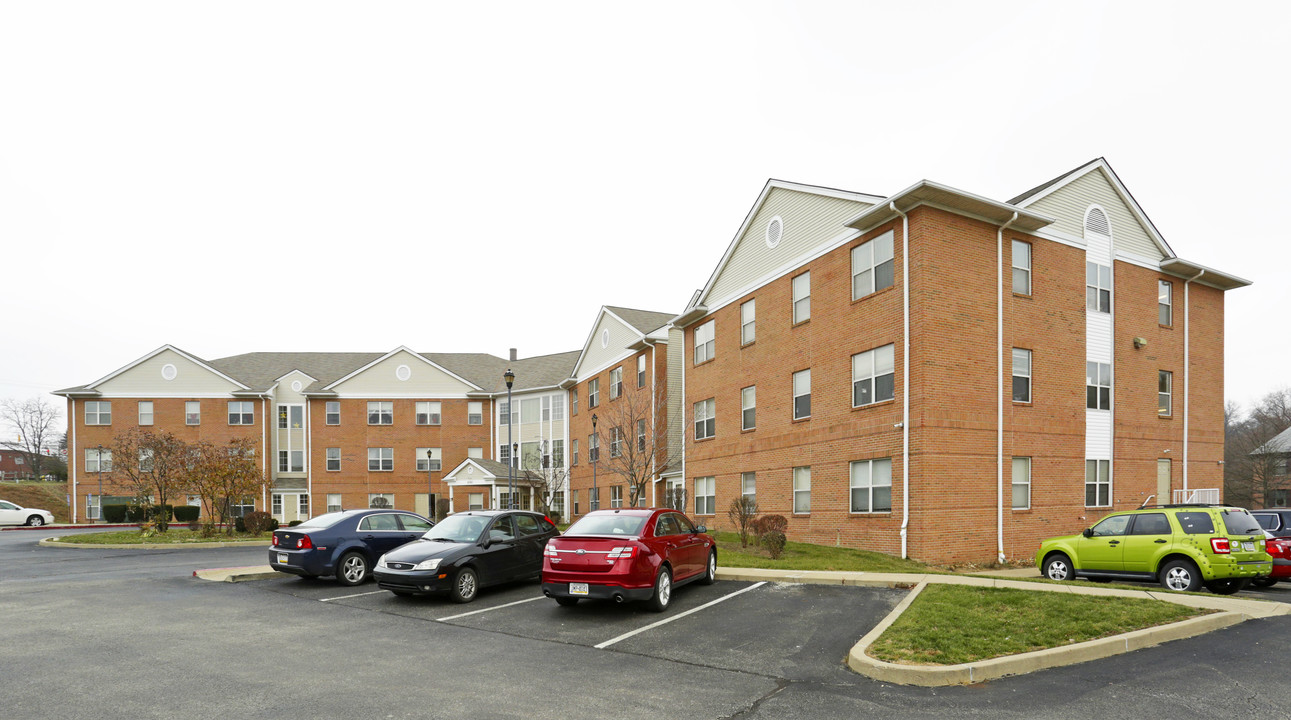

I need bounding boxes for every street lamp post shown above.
[591,413,598,511]
[512,443,519,509]
[504,369,515,512]
[426,448,434,521]
[96,443,103,524]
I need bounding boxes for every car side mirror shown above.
[1082,528,1094,538]
[695,525,707,534]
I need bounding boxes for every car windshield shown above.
[565,514,647,537]
[1221,509,1263,535]
[422,514,490,543]
[291,512,346,530]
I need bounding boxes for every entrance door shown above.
[1157,459,1171,506]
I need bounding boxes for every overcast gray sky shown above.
[2,1,1287,433]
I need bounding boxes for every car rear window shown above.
[1221,509,1263,535]
[565,514,647,536]
[292,512,345,530]
[514,514,541,537]
[1174,512,1215,534]
[1255,514,1278,530]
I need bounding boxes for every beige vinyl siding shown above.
[1027,169,1166,261]
[94,348,242,396]
[707,188,869,308]
[331,350,474,396]
[576,314,640,381]
[274,371,311,404]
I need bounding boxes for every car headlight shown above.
[377,554,388,568]
[413,557,442,571]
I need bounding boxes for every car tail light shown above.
[296,536,313,550]
[271,535,279,547]
[1210,537,1231,554]
[544,545,558,557]
[607,546,638,559]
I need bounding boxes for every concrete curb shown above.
[193,566,278,582]
[2,523,137,532]
[40,537,271,549]
[714,567,1289,685]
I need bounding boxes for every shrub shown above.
[124,506,148,522]
[242,511,275,535]
[763,530,787,560]
[727,497,758,547]
[173,506,200,523]
[151,504,174,522]
[102,505,129,523]
[288,520,303,527]
[234,516,246,533]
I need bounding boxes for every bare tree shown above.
[187,437,266,535]
[529,439,571,521]
[594,384,684,508]
[1,397,62,481]
[1225,391,1291,508]
[727,496,758,547]
[108,429,192,531]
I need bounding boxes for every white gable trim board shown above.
[324,346,481,392]
[86,345,249,391]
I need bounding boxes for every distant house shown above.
[1249,428,1291,507]
[0,448,35,481]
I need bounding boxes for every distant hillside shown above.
[1,482,70,523]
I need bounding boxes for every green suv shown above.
[1035,505,1272,594]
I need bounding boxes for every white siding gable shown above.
[575,311,640,382]
[1027,169,1166,262]
[705,187,870,310]
[94,347,242,397]
[329,349,475,397]
[273,370,314,404]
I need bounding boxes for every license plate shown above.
[569,583,589,596]
[1243,542,1255,552]
[277,553,288,564]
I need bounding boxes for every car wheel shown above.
[1251,577,1278,588]
[336,552,369,586]
[699,550,717,585]
[450,567,478,603]
[648,567,673,613]
[1160,559,1201,592]
[1042,553,1074,582]
[26,515,45,527]
[1205,578,1250,595]
[554,596,579,607]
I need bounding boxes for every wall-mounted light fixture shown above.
[1133,337,1147,349]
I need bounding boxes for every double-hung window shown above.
[1159,280,1173,326]
[228,402,254,425]
[694,477,715,515]
[588,379,600,409]
[638,355,647,388]
[610,367,623,400]
[1086,262,1111,313]
[852,344,895,407]
[467,401,483,425]
[792,272,811,323]
[1159,371,1173,416]
[610,427,623,458]
[1086,362,1111,410]
[637,419,646,452]
[1012,349,1032,403]
[86,448,112,472]
[1085,459,1110,507]
[694,320,715,364]
[1012,240,1031,295]
[741,386,756,431]
[367,402,393,425]
[588,433,599,463]
[571,388,579,416]
[417,448,441,472]
[138,401,153,426]
[571,438,579,466]
[1012,457,1031,510]
[852,231,895,299]
[185,401,201,425]
[792,466,811,513]
[416,401,441,425]
[793,370,811,420]
[741,472,756,503]
[326,494,342,512]
[368,447,393,472]
[326,448,341,471]
[325,401,340,425]
[694,398,715,440]
[85,401,112,425]
[611,486,624,509]
[741,299,756,345]
[849,458,892,513]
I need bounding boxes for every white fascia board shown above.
[645,326,670,342]
[86,345,250,391]
[273,370,319,384]
[329,392,474,400]
[1030,226,1087,250]
[67,392,247,399]
[1115,250,1164,271]
[323,345,482,391]
[702,227,862,317]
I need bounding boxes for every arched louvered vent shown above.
[1085,208,1110,236]
[765,216,783,248]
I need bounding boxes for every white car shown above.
[0,500,55,526]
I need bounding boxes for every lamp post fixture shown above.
[591,413,598,511]
[504,368,515,511]
[96,443,103,523]
[426,448,434,521]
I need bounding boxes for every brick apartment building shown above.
[55,159,1247,563]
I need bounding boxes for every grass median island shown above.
[711,531,934,573]
[49,529,270,545]
[867,584,1210,665]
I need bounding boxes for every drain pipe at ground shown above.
[997,212,1018,565]
[891,202,911,559]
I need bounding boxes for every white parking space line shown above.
[594,581,767,649]
[319,590,387,602]
[438,595,546,621]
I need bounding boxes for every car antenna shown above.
[1138,494,1155,509]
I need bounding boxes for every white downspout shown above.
[891,203,912,559]
[1183,269,1205,494]
[70,399,77,523]
[650,342,657,508]
[997,212,1018,564]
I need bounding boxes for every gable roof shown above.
[1252,426,1291,456]
[54,345,252,396]
[570,305,674,380]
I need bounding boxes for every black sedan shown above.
[374,510,559,602]
[270,509,434,586]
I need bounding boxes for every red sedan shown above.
[1253,533,1291,588]
[541,508,716,611]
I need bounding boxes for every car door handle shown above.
[1155,539,1167,544]
[1107,540,1119,545]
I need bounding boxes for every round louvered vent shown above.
[291,380,303,392]
[396,364,411,381]
[601,329,610,348]
[765,216,783,248]
[1085,208,1110,236]
[161,364,177,381]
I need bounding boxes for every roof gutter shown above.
[891,202,912,560]
[1183,268,1205,495]
[997,211,1018,565]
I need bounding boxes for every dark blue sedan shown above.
[269,509,434,585]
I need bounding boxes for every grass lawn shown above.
[867,584,1209,665]
[48,529,270,545]
[712,530,934,574]
[1,481,70,522]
